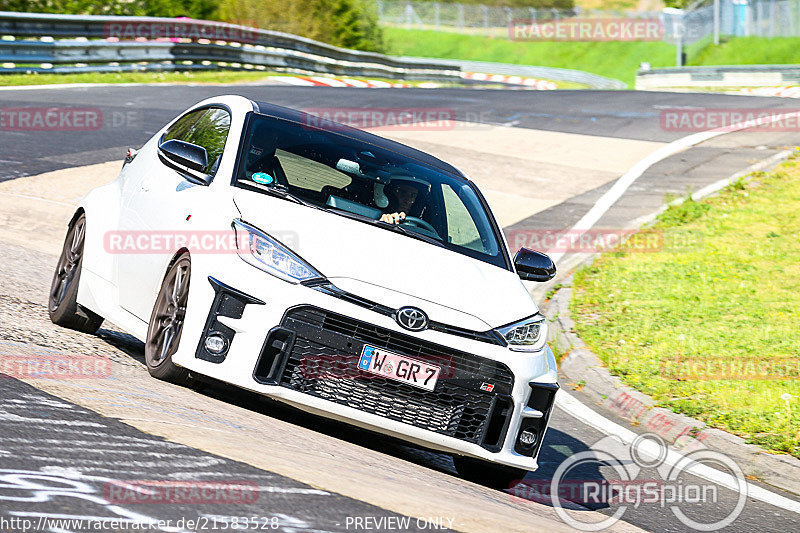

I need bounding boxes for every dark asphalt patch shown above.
[0,376,431,532]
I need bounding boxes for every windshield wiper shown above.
[260,185,313,207]
[383,222,445,248]
[291,197,445,248]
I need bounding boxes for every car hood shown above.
[233,190,537,330]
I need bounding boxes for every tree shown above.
[219,0,385,52]
[0,0,219,17]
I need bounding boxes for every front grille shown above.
[271,306,515,447]
[310,281,505,346]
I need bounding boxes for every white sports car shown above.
[49,95,559,486]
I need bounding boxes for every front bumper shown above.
[173,258,559,471]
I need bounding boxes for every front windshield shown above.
[235,114,507,269]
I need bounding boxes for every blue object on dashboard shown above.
[252,172,274,185]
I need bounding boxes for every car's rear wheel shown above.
[48,213,104,333]
[452,455,528,490]
[145,253,192,385]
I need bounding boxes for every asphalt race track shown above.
[1,84,799,532]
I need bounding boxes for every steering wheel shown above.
[401,216,438,235]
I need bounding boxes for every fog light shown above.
[519,429,537,446]
[204,333,229,355]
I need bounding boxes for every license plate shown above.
[357,345,441,391]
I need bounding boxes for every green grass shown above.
[385,27,677,87]
[690,36,800,66]
[0,69,292,87]
[385,28,800,88]
[571,160,800,458]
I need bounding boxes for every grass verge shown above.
[689,36,800,66]
[0,70,292,87]
[384,27,677,87]
[571,157,800,458]
[386,29,800,88]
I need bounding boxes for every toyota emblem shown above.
[395,307,428,332]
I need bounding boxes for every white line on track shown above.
[547,110,800,263]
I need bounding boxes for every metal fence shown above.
[377,0,660,36]
[673,0,800,45]
[379,0,800,44]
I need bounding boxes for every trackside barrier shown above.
[636,64,800,89]
[0,11,460,81]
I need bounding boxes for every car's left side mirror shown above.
[514,248,556,282]
[158,139,211,185]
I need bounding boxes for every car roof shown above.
[251,100,467,180]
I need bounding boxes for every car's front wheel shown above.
[48,213,104,334]
[145,253,192,385]
[452,455,528,490]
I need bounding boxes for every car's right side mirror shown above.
[514,248,556,282]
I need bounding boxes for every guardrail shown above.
[0,11,460,81]
[636,64,800,90]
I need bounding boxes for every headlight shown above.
[496,315,547,352]
[233,219,324,284]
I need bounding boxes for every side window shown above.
[163,108,231,176]
[442,183,483,252]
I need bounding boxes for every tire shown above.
[452,455,528,490]
[48,213,104,334]
[145,253,193,385]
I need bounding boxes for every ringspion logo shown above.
[510,433,746,531]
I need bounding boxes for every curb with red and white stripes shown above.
[738,86,800,98]
[270,75,410,88]
[269,72,559,90]
[460,71,558,90]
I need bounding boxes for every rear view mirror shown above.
[158,139,209,179]
[514,248,556,282]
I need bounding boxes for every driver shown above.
[379,179,427,224]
